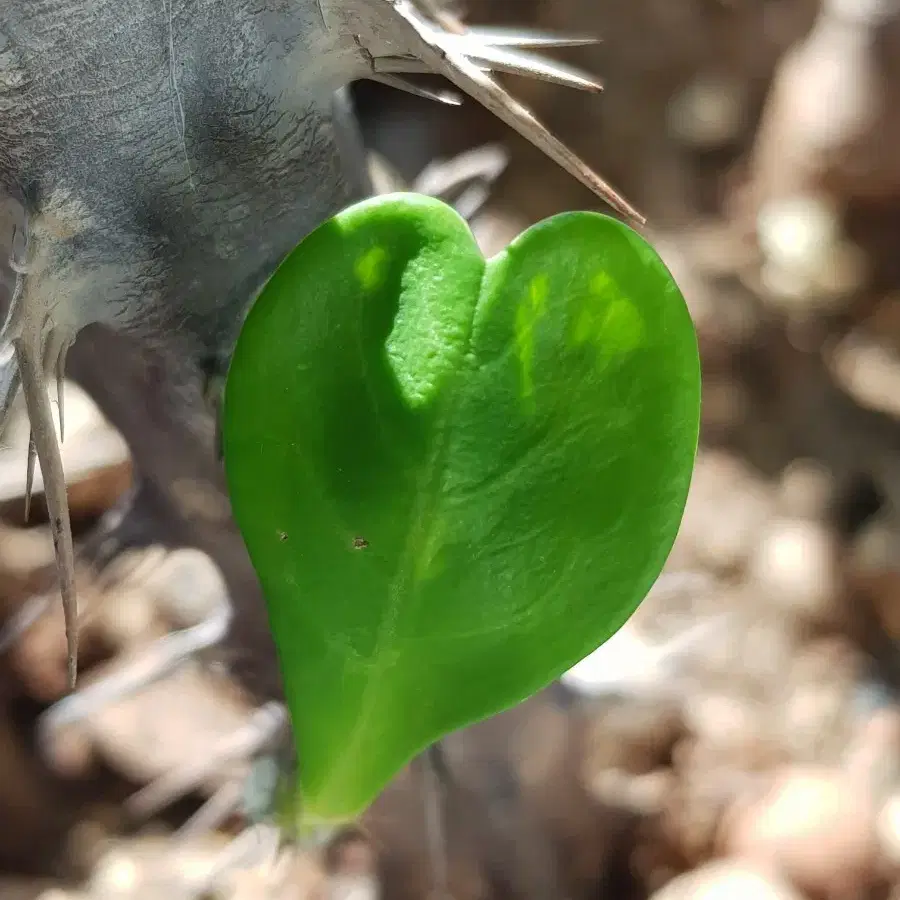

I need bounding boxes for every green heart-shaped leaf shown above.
[222,193,700,825]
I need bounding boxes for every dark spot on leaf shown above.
[352,537,369,550]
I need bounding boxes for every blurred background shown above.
[3,0,900,898]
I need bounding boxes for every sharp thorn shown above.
[369,73,462,105]
[462,27,600,49]
[0,271,25,344]
[440,53,643,223]
[55,337,71,442]
[413,143,509,200]
[0,345,21,439]
[367,151,410,195]
[373,45,602,94]
[391,1,645,224]
[448,40,603,92]
[23,430,36,523]
[38,585,232,743]
[414,0,467,34]
[449,183,492,221]
[15,336,78,690]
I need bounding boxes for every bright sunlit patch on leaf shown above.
[355,246,388,290]
[571,272,646,359]
[515,273,549,402]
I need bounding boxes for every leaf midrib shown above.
[314,267,484,813]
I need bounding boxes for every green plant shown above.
[222,192,700,827]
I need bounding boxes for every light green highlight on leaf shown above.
[573,271,646,364]
[515,272,549,401]
[355,245,388,290]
